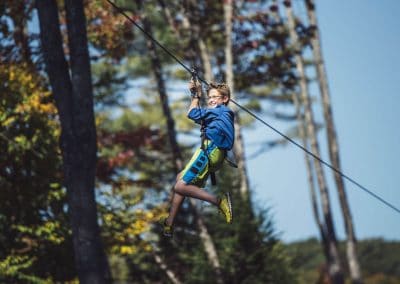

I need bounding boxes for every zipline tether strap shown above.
[106,0,400,215]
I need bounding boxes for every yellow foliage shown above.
[102,205,168,258]
[95,114,106,127]
[103,213,114,224]
[143,244,152,252]
[14,88,56,115]
[0,255,53,283]
[3,116,16,127]
[14,135,28,145]
[13,221,65,245]
[47,187,65,201]
[129,219,148,235]
[0,255,33,275]
[114,234,125,242]
[1,63,60,153]
[119,245,137,255]
[3,63,57,116]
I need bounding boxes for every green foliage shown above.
[95,100,174,282]
[358,238,400,279]
[285,238,400,284]
[0,64,76,282]
[86,0,136,60]
[202,168,298,284]
[0,255,52,284]
[92,61,129,108]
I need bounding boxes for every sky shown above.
[245,0,400,242]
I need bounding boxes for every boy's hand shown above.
[189,80,202,97]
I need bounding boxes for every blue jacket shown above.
[188,105,235,150]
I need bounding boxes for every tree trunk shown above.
[285,2,344,283]
[36,0,111,283]
[152,252,182,284]
[138,3,224,283]
[142,16,183,172]
[177,1,213,82]
[10,1,33,64]
[305,1,362,282]
[158,0,214,81]
[223,0,251,200]
[291,91,332,267]
[280,0,332,269]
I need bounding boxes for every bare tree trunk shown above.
[159,0,213,82]
[191,205,224,284]
[10,1,33,64]
[138,3,224,282]
[36,0,111,283]
[291,91,332,266]
[305,1,362,282]
[289,80,324,248]
[158,0,214,81]
[152,251,182,284]
[197,40,213,82]
[279,0,332,269]
[285,2,344,283]
[142,18,183,171]
[223,0,250,200]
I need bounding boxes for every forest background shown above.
[1,0,399,283]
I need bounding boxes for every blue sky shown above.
[245,0,400,242]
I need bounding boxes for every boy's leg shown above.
[165,191,185,226]
[163,143,227,234]
[174,180,219,205]
[172,181,233,224]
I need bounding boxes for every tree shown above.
[36,0,111,282]
[304,1,362,283]
[286,238,400,284]
[0,1,35,64]
[0,63,75,283]
[284,1,344,283]
[223,0,251,201]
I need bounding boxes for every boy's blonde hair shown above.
[207,82,231,105]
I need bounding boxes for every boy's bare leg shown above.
[165,192,185,226]
[165,180,220,227]
[174,180,219,205]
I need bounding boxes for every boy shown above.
[162,80,235,237]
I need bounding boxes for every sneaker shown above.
[160,218,173,238]
[218,192,233,223]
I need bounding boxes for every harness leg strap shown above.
[210,172,217,186]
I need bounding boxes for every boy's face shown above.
[207,89,228,108]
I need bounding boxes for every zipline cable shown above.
[107,0,195,80]
[230,101,400,214]
[106,0,400,215]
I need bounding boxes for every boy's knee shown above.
[174,180,185,194]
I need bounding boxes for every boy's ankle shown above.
[164,218,172,227]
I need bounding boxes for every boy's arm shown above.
[187,96,200,114]
[187,80,202,114]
